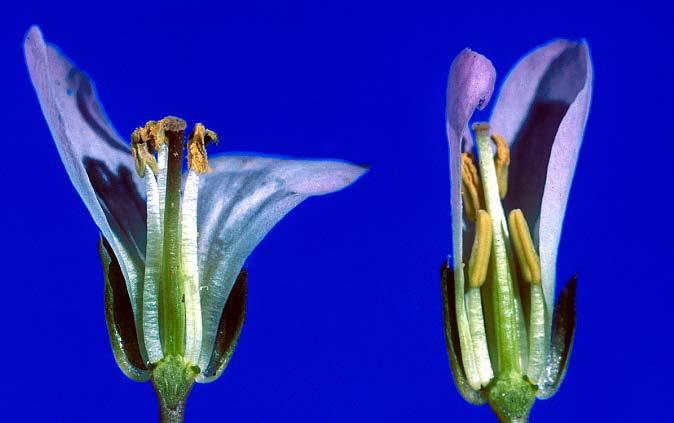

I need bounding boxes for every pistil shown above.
[472,122,520,373]
[160,117,187,356]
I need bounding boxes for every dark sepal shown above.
[536,275,577,399]
[99,235,150,382]
[441,261,488,405]
[200,268,248,381]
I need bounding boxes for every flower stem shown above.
[159,400,186,423]
[151,355,197,423]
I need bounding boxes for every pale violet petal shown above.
[489,39,575,145]
[195,154,367,370]
[446,49,496,268]
[446,49,496,389]
[538,42,592,323]
[494,41,589,230]
[24,27,146,323]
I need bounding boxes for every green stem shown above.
[160,118,187,356]
[159,400,186,423]
[151,356,197,423]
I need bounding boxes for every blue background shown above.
[2,1,672,421]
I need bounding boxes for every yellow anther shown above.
[491,134,510,199]
[507,209,541,284]
[187,123,218,174]
[467,209,493,288]
[130,129,158,177]
[461,153,483,221]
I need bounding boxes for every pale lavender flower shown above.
[441,40,592,422]
[24,26,366,421]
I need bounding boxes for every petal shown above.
[539,42,592,319]
[195,154,367,370]
[490,40,591,320]
[24,27,146,316]
[495,40,590,229]
[445,49,496,390]
[446,49,496,267]
[489,39,577,145]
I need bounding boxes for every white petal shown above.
[24,27,146,319]
[195,154,366,370]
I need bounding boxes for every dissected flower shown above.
[24,26,366,421]
[441,40,592,422]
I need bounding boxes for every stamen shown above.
[467,210,492,288]
[142,162,164,363]
[182,168,202,365]
[187,123,218,174]
[130,129,158,177]
[136,120,169,151]
[507,209,541,284]
[491,134,510,199]
[461,153,482,221]
[526,283,547,383]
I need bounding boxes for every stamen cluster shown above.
[129,117,218,369]
[456,122,547,404]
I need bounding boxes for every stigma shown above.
[130,117,218,366]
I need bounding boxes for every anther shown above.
[507,209,541,284]
[461,153,483,221]
[187,123,218,174]
[130,129,158,177]
[467,209,493,288]
[140,120,164,151]
[491,134,510,199]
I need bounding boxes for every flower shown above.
[24,26,366,419]
[441,40,592,421]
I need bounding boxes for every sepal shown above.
[99,236,150,382]
[536,275,577,399]
[440,262,488,405]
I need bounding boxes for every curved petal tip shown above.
[446,49,496,135]
[536,41,590,104]
[285,160,368,195]
[24,25,43,46]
